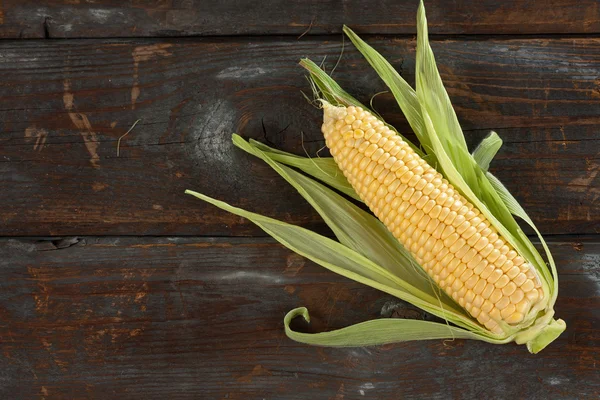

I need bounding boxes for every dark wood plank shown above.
[0,236,597,399]
[3,1,600,38]
[0,37,598,236]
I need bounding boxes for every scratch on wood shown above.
[63,79,100,168]
[568,162,599,202]
[131,44,172,109]
[24,126,48,151]
[237,365,272,383]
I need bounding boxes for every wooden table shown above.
[1,1,599,398]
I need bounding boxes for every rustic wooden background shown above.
[1,1,599,399]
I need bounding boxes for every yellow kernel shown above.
[481,283,494,299]
[520,279,535,292]
[480,263,495,280]
[514,273,528,287]
[462,248,478,264]
[500,303,517,320]
[481,300,494,313]
[353,129,364,138]
[473,279,487,295]
[449,238,466,253]
[487,269,503,284]
[487,249,501,263]
[516,299,530,313]
[496,296,510,310]
[510,288,524,304]
[465,275,479,289]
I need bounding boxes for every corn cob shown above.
[322,102,543,334]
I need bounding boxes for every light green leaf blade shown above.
[342,25,432,160]
[234,134,459,311]
[284,307,507,347]
[248,139,360,201]
[415,1,469,159]
[185,189,486,333]
[300,58,425,158]
[472,131,503,172]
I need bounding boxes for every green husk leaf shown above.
[185,189,486,333]
[248,139,360,200]
[300,58,426,159]
[414,1,554,325]
[233,134,460,311]
[472,131,502,172]
[284,307,508,347]
[342,25,435,167]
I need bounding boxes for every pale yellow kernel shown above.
[372,164,385,179]
[460,268,474,282]
[464,290,475,304]
[388,179,401,194]
[473,295,484,309]
[429,205,442,219]
[470,307,481,318]
[456,221,471,235]
[502,281,517,297]
[495,275,510,289]
[400,171,414,184]
[415,195,429,209]
[481,300,494,313]
[409,191,423,205]
[488,307,501,321]
[432,222,446,239]
[344,115,356,124]
[334,119,345,129]
[500,303,517,320]
[495,254,508,268]
[353,129,365,138]
[402,187,415,202]
[487,269,503,284]
[425,219,440,234]
[464,210,476,220]
[510,288,524,304]
[449,238,466,253]
[499,245,510,255]
[457,205,470,215]
[512,256,525,267]
[429,188,441,200]
[422,199,436,214]
[409,210,425,226]
[435,192,449,206]
[478,312,491,324]
[461,226,477,240]
[383,172,396,186]
[465,275,479,289]
[487,249,501,263]
[480,263,495,280]
[414,179,427,192]
[493,239,504,249]
[481,283,495,299]
[360,122,372,131]
[383,140,395,153]
[505,266,520,279]
[440,225,455,240]
[526,289,539,302]
[377,137,388,148]
[473,259,488,275]
[451,214,466,228]
[407,175,421,188]
[487,232,499,244]
[432,239,445,254]
[451,277,464,292]
[443,211,457,226]
[505,312,524,324]
[444,233,460,249]
[383,156,397,169]
[369,132,382,144]
[446,257,461,273]
[462,248,478,264]
[520,279,535,292]
[364,143,378,157]
[467,232,482,247]
[455,244,470,259]
[516,298,530,313]
[473,279,487,295]
[372,148,385,162]
[453,263,467,278]
[422,183,435,197]
[506,250,518,260]
[496,296,510,310]
[474,237,490,252]
[514,273,528,287]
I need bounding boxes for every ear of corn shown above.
[186,0,564,353]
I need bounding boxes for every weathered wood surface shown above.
[0,236,597,399]
[2,0,600,38]
[1,37,598,236]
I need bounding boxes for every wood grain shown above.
[2,1,600,38]
[1,37,598,236]
[0,236,597,399]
